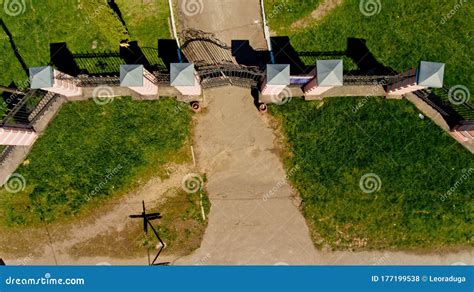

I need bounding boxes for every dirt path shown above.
[0,164,193,265]
[291,0,344,30]
[175,87,319,264]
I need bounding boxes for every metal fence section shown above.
[198,64,264,89]
[0,89,47,128]
[0,145,15,167]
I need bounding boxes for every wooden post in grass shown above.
[29,66,82,97]
[304,60,343,100]
[386,61,445,96]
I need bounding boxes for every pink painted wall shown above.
[261,84,286,95]
[128,70,158,96]
[42,70,82,97]
[0,127,38,146]
[175,76,202,96]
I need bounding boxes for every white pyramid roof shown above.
[317,60,343,87]
[29,66,54,89]
[266,64,290,85]
[120,65,144,87]
[417,61,445,88]
[170,63,196,86]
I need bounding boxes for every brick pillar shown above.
[303,60,343,98]
[387,61,445,96]
[174,75,202,96]
[170,63,202,96]
[120,65,158,96]
[30,66,82,97]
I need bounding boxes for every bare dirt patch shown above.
[291,0,344,30]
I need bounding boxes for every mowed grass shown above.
[270,98,473,250]
[0,0,170,87]
[0,97,192,226]
[265,0,473,93]
[264,0,320,31]
[115,0,171,47]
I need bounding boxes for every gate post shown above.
[304,60,343,100]
[387,61,445,96]
[170,63,202,96]
[120,65,158,96]
[260,64,290,98]
[29,66,82,97]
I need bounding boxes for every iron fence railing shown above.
[0,145,15,166]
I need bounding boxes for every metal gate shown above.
[198,64,264,89]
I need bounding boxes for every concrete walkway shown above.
[175,87,318,264]
[177,0,267,49]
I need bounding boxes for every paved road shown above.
[177,0,268,49]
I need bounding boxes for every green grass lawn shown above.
[265,0,473,93]
[270,97,473,250]
[0,97,192,226]
[116,0,171,47]
[264,0,320,31]
[0,0,170,87]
